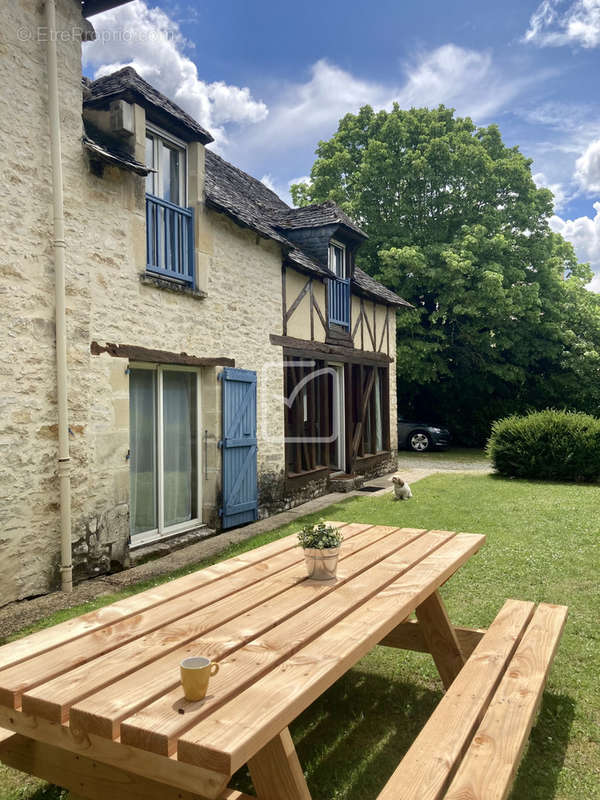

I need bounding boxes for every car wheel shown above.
[409,431,431,452]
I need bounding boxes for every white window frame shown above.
[129,363,202,548]
[145,123,188,207]
[328,239,348,279]
[328,362,346,473]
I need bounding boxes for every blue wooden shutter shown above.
[219,368,258,529]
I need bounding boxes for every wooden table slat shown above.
[176,533,485,775]
[67,526,411,738]
[0,523,368,709]
[0,527,320,673]
[121,530,455,757]
[0,523,488,800]
[27,525,396,725]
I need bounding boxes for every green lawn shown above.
[1,473,598,800]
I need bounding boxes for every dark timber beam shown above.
[270,334,392,365]
[90,342,234,367]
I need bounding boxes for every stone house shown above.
[0,0,410,606]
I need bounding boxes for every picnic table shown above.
[0,522,566,800]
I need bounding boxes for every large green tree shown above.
[292,105,600,443]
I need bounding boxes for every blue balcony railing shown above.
[328,277,351,328]
[146,194,195,286]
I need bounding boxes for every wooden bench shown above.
[377,599,568,800]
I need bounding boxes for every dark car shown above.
[397,417,451,452]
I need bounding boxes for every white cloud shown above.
[395,45,525,120]
[240,59,391,156]
[524,0,600,48]
[259,174,276,192]
[550,201,600,290]
[84,1,267,143]
[575,138,600,193]
[533,172,569,211]
[289,175,311,188]
[235,45,535,162]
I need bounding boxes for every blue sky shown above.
[84,0,600,288]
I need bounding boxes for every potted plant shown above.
[298,521,343,580]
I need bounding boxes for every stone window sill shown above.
[140,272,207,300]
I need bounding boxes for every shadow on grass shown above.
[510,692,576,800]
[231,669,575,800]
[231,667,443,800]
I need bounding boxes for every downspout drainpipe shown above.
[45,0,73,593]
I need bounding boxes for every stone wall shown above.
[0,0,399,606]
[0,0,286,604]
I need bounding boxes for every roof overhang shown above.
[82,1,132,17]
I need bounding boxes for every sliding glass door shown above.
[129,365,200,543]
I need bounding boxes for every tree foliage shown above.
[292,105,600,444]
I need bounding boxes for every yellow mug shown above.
[180,656,219,701]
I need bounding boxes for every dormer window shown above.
[329,240,348,279]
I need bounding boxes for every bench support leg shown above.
[248,727,312,800]
[415,590,466,689]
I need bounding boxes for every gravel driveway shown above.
[396,447,492,473]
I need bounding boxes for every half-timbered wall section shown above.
[284,357,332,477]
[277,259,399,484]
[282,270,328,343]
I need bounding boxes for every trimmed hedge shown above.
[487,410,600,482]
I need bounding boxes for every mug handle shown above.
[210,662,219,676]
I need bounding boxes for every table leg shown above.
[415,590,466,689]
[248,727,311,800]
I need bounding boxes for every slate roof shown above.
[83,119,151,176]
[86,68,213,144]
[353,267,412,308]
[272,202,367,239]
[204,151,335,279]
[204,151,408,305]
[83,135,150,175]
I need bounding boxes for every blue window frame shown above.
[328,240,350,328]
[145,128,194,287]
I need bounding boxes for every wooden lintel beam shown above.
[270,334,392,365]
[90,342,234,368]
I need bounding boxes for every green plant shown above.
[297,521,343,550]
[487,409,600,482]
